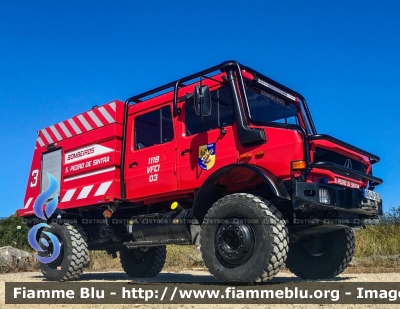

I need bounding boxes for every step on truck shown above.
[18,60,383,282]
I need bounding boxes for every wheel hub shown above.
[41,234,64,268]
[305,234,326,257]
[215,218,255,266]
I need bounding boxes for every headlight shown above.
[319,187,331,204]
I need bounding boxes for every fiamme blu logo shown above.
[27,173,61,263]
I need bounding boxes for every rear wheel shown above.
[38,223,89,281]
[285,227,355,279]
[120,246,166,278]
[200,193,288,283]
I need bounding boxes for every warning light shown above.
[103,209,113,219]
[171,202,179,210]
[291,160,307,170]
[257,78,297,102]
[239,152,253,160]
[171,202,184,213]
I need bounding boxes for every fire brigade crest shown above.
[198,143,216,170]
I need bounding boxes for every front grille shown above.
[313,147,367,175]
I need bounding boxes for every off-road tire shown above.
[200,193,288,283]
[120,246,166,278]
[285,227,355,279]
[39,223,89,281]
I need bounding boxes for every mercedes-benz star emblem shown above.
[344,159,352,175]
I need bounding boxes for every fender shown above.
[192,164,290,220]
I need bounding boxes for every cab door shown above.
[178,84,238,190]
[125,105,176,199]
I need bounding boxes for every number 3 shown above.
[30,169,39,187]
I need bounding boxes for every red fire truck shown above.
[18,61,382,282]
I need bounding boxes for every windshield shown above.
[246,88,300,125]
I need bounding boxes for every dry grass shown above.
[87,245,204,272]
[0,245,204,274]
[164,245,204,269]
[86,251,122,271]
[354,223,400,257]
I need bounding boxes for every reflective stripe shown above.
[37,137,45,147]
[58,121,72,138]
[77,185,94,199]
[61,189,76,202]
[41,129,54,144]
[64,167,115,182]
[94,181,113,196]
[77,114,92,131]
[98,106,114,123]
[50,125,62,141]
[24,197,33,209]
[87,110,103,127]
[68,118,82,134]
[38,101,118,143]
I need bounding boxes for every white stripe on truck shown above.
[58,121,72,138]
[41,129,54,144]
[68,118,82,134]
[87,110,103,127]
[61,189,77,202]
[98,106,114,123]
[77,114,92,131]
[94,181,113,196]
[64,167,115,182]
[24,197,33,209]
[50,125,62,141]
[77,185,94,199]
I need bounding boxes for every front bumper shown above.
[293,181,382,216]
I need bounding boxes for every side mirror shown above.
[194,85,212,117]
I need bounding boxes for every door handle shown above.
[181,149,192,156]
[129,161,138,168]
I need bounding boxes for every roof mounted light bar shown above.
[256,78,298,102]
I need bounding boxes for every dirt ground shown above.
[1,269,400,309]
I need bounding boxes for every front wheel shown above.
[285,227,355,279]
[200,193,288,283]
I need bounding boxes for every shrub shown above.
[0,215,30,250]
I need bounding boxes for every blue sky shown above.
[0,0,399,217]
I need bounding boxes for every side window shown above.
[185,85,234,136]
[134,106,174,149]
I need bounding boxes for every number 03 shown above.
[149,174,158,182]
